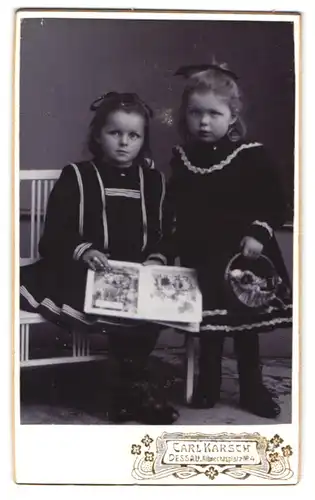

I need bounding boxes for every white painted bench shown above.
[20,170,107,368]
[19,169,196,402]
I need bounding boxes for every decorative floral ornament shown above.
[269,452,280,463]
[205,467,219,480]
[281,445,293,457]
[131,444,142,455]
[141,435,154,448]
[144,452,155,462]
[270,434,284,448]
[131,433,294,482]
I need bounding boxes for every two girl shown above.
[20,92,178,425]
[20,63,292,422]
[166,64,292,418]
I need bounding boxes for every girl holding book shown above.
[20,91,178,424]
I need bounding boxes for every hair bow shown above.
[175,64,238,81]
[90,92,153,118]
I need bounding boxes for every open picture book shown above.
[84,260,202,332]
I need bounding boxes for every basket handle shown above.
[224,253,277,281]
[224,253,242,280]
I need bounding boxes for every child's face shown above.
[186,90,236,143]
[99,110,145,167]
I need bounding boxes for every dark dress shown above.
[167,135,292,335]
[20,158,170,333]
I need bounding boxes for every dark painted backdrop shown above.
[20,17,295,212]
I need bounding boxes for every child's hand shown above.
[82,249,110,271]
[143,259,163,266]
[240,236,263,259]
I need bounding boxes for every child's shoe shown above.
[240,384,281,418]
[108,378,179,424]
[191,382,220,409]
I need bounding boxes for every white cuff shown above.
[73,242,93,260]
[252,220,273,238]
[146,253,167,265]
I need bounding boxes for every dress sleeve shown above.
[245,146,288,246]
[145,170,178,265]
[38,164,94,263]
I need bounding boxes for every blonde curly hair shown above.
[178,63,246,142]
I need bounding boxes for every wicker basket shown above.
[224,253,282,310]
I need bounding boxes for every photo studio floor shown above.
[20,346,292,426]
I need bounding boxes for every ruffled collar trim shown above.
[174,141,262,175]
